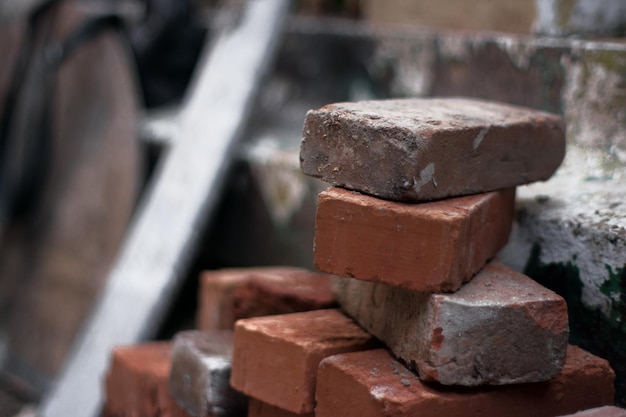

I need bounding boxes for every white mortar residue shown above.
[413,163,435,193]
[503,146,626,319]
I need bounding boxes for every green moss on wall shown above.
[525,244,626,406]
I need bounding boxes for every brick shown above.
[196,267,335,330]
[300,98,564,202]
[231,269,336,320]
[334,262,569,385]
[316,346,615,417]
[315,187,515,292]
[248,398,314,417]
[104,342,190,417]
[169,330,246,417]
[557,406,626,417]
[230,309,377,414]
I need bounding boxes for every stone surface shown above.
[248,398,314,417]
[499,145,626,405]
[315,187,515,293]
[196,267,335,330]
[535,0,626,36]
[169,331,246,417]
[316,346,615,417]
[557,406,626,417]
[103,342,190,417]
[334,261,569,385]
[230,309,377,414]
[300,98,564,202]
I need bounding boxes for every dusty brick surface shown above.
[104,342,190,417]
[230,309,377,414]
[334,262,569,385]
[231,269,336,320]
[316,346,615,417]
[169,331,246,417]
[248,398,314,417]
[558,406,626,417]
[300,98,565,202]
[196,267,335,330]
[315,187,515,292]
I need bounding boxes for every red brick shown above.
[314,187,515,292]
[316,346,615,417]
[196,267,335,330]
[230,309,377,414]
[248,398,314,417]
[300,98,565,202]
[104,342,190,417]
[231,269,336,320]
[557,406,626,417]
[333,262,569,385]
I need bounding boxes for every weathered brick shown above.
[230,309,377,414]
[315,187,515,292]
[316,346,615,417]
[196,267,335,330]
[104,342,190,417]
[169,331,246,417]
[557,406,626,417]
[248,398,314,417]
[300,98,564,202]
[231,269,336,320]
[333,262,569,385]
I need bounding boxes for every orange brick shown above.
[248,398,314,417]
[316,346,615,417]
[314,187,515,292]
[230,309,377,414]
[104,342,190,417]
[196,267,335,330]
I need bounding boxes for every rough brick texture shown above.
[230,309,377,414]
[315,187,515,292]
[104,342,190,417]
[196,267,335,330]
[248,398,314,417]
[334,262,569,385]
[169,331,246,417]
[316,346,615,417]
[300,98,565,202]
[557,406,626,417]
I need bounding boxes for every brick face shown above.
[314,187,515,292]
[230,309,377,414]
[248,398,315,417]
[316,346,615,417]
[169,330,246,417]
[104,342,190,417]
[300,98,564,202]
[196,267,335,330]
[333,262,569,385]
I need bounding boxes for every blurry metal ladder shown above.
[40,1,290,416]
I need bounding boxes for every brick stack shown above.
[103,98,620,417]
[298,98,614,416]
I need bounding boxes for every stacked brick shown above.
[299,98,615,415]
[103,98,620,416]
